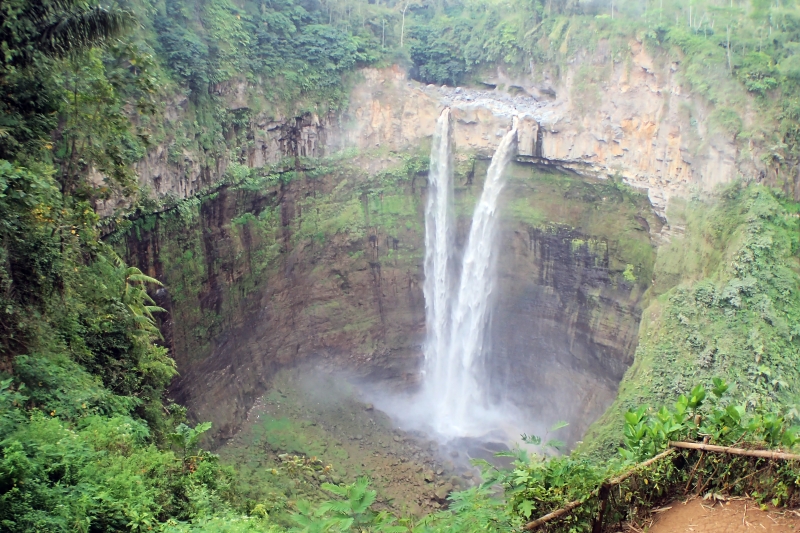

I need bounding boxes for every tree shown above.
[0,1,135,163]
[399,0,425,48]
[400,0,410,47]
[0,0,134,70]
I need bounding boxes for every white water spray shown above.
[424,115,519,438]
[422,108,455,403]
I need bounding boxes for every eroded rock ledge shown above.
[346,56,741,217]
[128,42,754,221]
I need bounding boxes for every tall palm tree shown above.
[0,0,134,69]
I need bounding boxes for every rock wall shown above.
[486,163,662,445]
[135,111,340,200]
[126,153,660,445]
[126,159,428,441]
[491,226,641,444]
[126,45,745,443]
[132,43,753,220]
[342,52,745,216]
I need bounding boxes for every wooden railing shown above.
[521,442,800,531]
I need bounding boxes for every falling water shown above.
[424,116,519,437]
[422,108,455,413]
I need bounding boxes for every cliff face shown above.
[342,53,743,216]
[488,164,662,444]
[133,42,752,219]
[126,151,660,443]
[125,45,741,442]
[491,225,642,443]
[127,157,429,440]
[134,110,340,200]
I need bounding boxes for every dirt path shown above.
[644,498,800,532]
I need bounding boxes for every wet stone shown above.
[434,483,454,500]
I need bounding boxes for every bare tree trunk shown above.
[669,441,800,461]
[727,25,732,74]
[400,1,409,47]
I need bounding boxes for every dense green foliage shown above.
[0,2,272,530]
[153,0,380,104]
[584,183,800,457]
[0,1,151,193]
[494,380,800,532]
[0,0,133,69]
[0,110,248,530]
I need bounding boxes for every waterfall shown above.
[424,114,519,437]
[422,108,454,408]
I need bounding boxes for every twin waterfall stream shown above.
[423,108,520,439]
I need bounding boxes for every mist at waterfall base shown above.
[362,109,548,453]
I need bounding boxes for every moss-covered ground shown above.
[217,367,471,526]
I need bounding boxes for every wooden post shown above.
[592,484,610,533]
[521,443,800,532]
[668,441,800,461]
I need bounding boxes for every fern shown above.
[293,477,407,532]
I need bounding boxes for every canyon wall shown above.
[343,49,744,216]
[130,41,752,219]
[126,155,660,443]
[489,164,663,444]
[125,42,739,442]
[126,158,429,440]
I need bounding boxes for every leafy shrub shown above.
[499,380,800,532]
[739,52,779,95]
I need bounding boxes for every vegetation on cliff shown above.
[583,183,800,457]
[0,3,252,530]
[3,0,800,532]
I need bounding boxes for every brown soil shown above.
[643,497,800,532]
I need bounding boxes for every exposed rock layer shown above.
[127,157,659,444]
[128,43,764,220]
[125,47,731,442]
